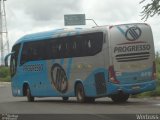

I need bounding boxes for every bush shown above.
[0,66,10,82]
[132,55,160,98]
[0,76,10,82]
[0,67,9,77]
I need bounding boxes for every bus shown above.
[5,23,156,103]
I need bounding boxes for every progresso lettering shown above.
[114,44,151,53]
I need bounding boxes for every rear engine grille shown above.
[116,52,150,62]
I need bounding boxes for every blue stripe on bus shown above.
[66,58,72,79]
[60,59,64,65]
[117,26,126,36]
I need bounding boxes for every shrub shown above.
[0,66,10,82]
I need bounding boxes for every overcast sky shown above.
[4,0,160,52]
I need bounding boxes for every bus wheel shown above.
[76,83,86,103]
[111,93,129,103]
[26,86,34,102]
[62,97,69,101]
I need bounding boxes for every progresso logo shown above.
[125,26,142,41]
[51,63,68,93]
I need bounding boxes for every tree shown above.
[140,0,160,21]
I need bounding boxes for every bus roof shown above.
[14,23,147,45]
[14,28,86,45]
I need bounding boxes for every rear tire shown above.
[76,83,87,103]
[62,97,69,101]
[111,93,129,103]
[26,86,34,102]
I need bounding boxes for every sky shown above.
[4,0,160,52]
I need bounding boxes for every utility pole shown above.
[0,0,9,66]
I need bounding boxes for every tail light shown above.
[109,65,120,84]
[152,61,156,80]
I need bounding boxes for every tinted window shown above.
[20,40,45,65]
[47,32,103,59]
[20,32,103,65]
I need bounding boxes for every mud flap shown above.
[95,72,106,95]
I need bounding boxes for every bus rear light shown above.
[152,61,156,80]
[109,65,120,84]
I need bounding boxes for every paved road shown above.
[0,83,160,120]
[0,83,160,114]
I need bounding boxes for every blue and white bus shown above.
[5,23,156,103]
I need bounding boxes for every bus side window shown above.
[84,39,92,55]
[65,37,74,58]
[75,36,83,57]
[94,32,103,54]
[21,49,28,65]
[20,43,30,65]
[48,40,60,59]
[60,38,67,58]
[30,47,38,61]
[19,32,103,63]
[56,40,62,59]
[20,41,45,65]
[87,33,103,56]
[76,34,91,57]
[72,40,77,56]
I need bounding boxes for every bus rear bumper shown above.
[107,80,157,95]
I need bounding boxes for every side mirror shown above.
[4,52,15,67]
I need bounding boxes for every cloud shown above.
[5,0,83,47]
[8,0,82,22]
[4,0,160,52]
[83,0,142,25]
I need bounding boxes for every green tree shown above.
[140,0,160,21]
